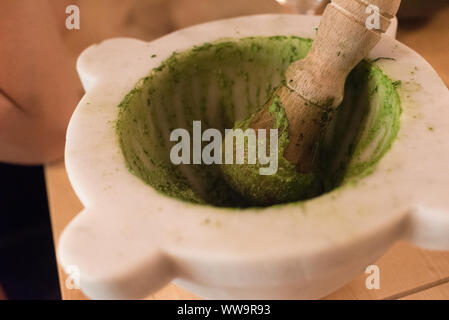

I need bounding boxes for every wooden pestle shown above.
[254,0,401,172]
[223,0,401,205]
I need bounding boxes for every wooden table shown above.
[45,8,449,300]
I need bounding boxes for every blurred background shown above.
[57,0,449,85]
[1,0,448,300]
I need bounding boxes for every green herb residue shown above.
[116,36,402,208]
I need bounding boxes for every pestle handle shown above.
[286,0,402,109]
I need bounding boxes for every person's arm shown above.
[0,0,82,164]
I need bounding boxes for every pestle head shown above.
[221,93,322,206]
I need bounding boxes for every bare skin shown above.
[0,0,83,164]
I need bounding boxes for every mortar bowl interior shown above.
[116,36,401,208]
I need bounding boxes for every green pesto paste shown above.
[221,95,318,206]
[116,36,402,208]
